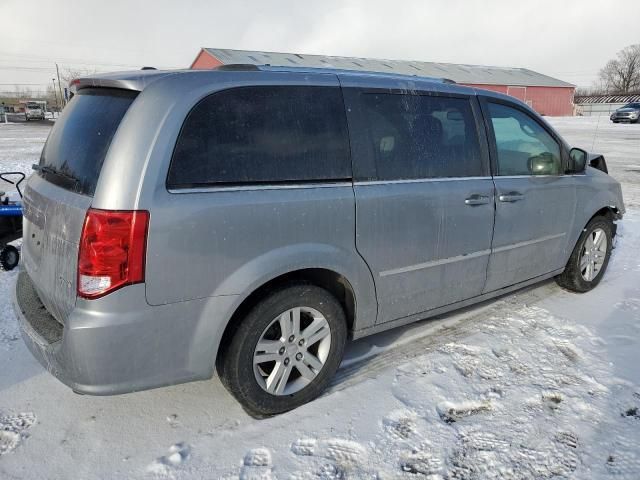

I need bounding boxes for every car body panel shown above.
[484,175,577,292]
[21,174,91,324]
[353,178,495,323]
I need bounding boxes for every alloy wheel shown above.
[253,306,332,395]
[579,227,607,281]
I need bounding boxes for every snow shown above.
[0,118,639,479]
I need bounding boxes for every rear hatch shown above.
[22,88,138,324]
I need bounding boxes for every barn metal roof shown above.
[202,48,574,88]
[575,93,640,104]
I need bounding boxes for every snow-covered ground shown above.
[0,118,639,479]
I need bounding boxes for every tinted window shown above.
[357,93,482,180]
[39,88,137,195]
[488,103,561,176]
[168,86,351,187]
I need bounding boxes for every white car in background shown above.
[25,103,45,121]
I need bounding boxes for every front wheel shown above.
[218,284,347,416]
[556,216,613,292]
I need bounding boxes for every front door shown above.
[482,98,576,292]
[343,83,495,323]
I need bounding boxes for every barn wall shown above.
[190,50,224,69]
[462,83,575,116]
[526,86,575,116]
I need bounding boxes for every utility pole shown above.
[55,63,64,107]
[52,78,60,117]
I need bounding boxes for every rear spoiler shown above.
[70,70,180,95]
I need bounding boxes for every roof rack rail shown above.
[215,64,261,72]
[141,66,157,70]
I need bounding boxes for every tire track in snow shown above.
[328,282,560,394]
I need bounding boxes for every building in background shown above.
[574,93,640,116]
[191,48,575,116]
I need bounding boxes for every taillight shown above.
[78,209,149,299]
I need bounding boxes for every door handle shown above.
[498,192,524,203]
[464,194,490,206]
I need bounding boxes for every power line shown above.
[0,51,182,70]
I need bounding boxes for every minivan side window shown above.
[168,86,351,188]
[357,93,483,180]
[488,102,562,176]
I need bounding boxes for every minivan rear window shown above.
[38,88,137,195]
[168,86,351,188]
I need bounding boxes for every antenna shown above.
[591,113,601,151]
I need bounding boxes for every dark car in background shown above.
[610,102,640,123]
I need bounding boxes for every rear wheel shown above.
[0,245,19,271]
[218,284,347,417]
[556,216,613,292]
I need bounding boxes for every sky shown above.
[1,0,639,97]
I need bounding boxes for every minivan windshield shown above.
[38,88,138,195]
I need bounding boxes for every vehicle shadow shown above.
[2,114,56,126]
[331,279,559,393]
[0,341,46,392]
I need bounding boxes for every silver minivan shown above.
[14,66,625,416]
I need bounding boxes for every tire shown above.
[0,245,19,271]
[556,216,613,292]
[218,284,347,417]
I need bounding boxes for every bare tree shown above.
[12,85,34,99]
[45,84,60,109]
[59,66,98,86]
[598,44,640,94]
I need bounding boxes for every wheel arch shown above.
[215,267,359,369]
[587,205,620,225]
[562,203,620,269]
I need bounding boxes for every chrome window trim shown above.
[497,175,558,179]
[354,176,491,186]
[168,181,353,194]
[169,173,587,194]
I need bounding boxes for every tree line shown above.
[578,43,640,96]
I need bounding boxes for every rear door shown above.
[343,81,495,324]
[22,88,137,323]
[481,97,576,292]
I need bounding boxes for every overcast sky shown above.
[1,0,639,96]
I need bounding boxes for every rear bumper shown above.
[13,270,239,395]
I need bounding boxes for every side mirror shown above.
[569,148,587,173]
[589,153,608,174]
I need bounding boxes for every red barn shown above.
[191,48,575,116]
